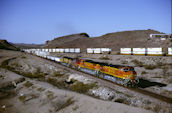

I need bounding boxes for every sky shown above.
[0,0,171,44]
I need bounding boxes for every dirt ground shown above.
[52,52,172,98]
[0,49,171,113]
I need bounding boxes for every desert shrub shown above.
[56,97,74,111]
[99,56,110,60]
[72,105,79,111]
[144,65,157,70]
[24,81,33,88]
[37,87,45,92]
[0,74,4,78]
[121,60,128,64]
[46,90,54,99]
[0,58,14,69]
[151,75,162,78]
[141,71,147,74]
[132,59,143,67]
[170,39,172,42]
[114,98,125,103]
[18,95,27,102]
[167,78,172,83]
[153,104,161,113]
[70,81,96,93]
[53,71,64,77]
[11,62,20,67]
[47,77,67,88]
[21,56,26,59]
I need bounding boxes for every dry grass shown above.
[72,105,79,111]
[144,65,157,70]
[53,71,64,77]
[141,71,147,74]
[18,95,27,102]
[37,87,45,92]
[24,81,33,88]
[99,56,110,60]
[70,81,97,93]
[132,59,144,67]
[56,97,74,111]
[47,77,67,89]
[121,60,128,64]
[46,90,54,99]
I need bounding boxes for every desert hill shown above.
[45,33,91,48]
[0,39,19,51]
[44,29,172,51]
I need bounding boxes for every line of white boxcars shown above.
[23,50,61,62]
[40,48,81,53]
[87,48,111,54]
[23,47,172,56]
[23,48,112,54]
[120,48,172,56]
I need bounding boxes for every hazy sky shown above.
[0,0,171,44]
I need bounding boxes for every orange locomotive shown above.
[60,57,139,87]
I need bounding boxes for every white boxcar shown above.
[47,56,51,60]
[52,49,56,52]
[101,48,111,54]
[147,48,163,55]
[55,49,60,52]
[133,48,146,55]
[168,48,172,56]
[54,57,61,62]
[50,56,56,60]
[49,49,53,52]
[42,49,45,52]
[45,49,49,52]
[75,48,80,53]
[94,48,101,54]
[65,48,70,53]
[87,48,94,54]
[69,48,75,53]
[120,48,131,55]
[59,49,64,53]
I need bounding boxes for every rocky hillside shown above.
[0,40,19,51]
[44,29,172,51]
[45,33,91,48]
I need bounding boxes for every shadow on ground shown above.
[138,78,166,88]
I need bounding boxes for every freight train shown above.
[23,49,139,87]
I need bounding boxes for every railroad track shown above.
[34,54,172,104]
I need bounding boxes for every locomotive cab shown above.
[120,66,138,86]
